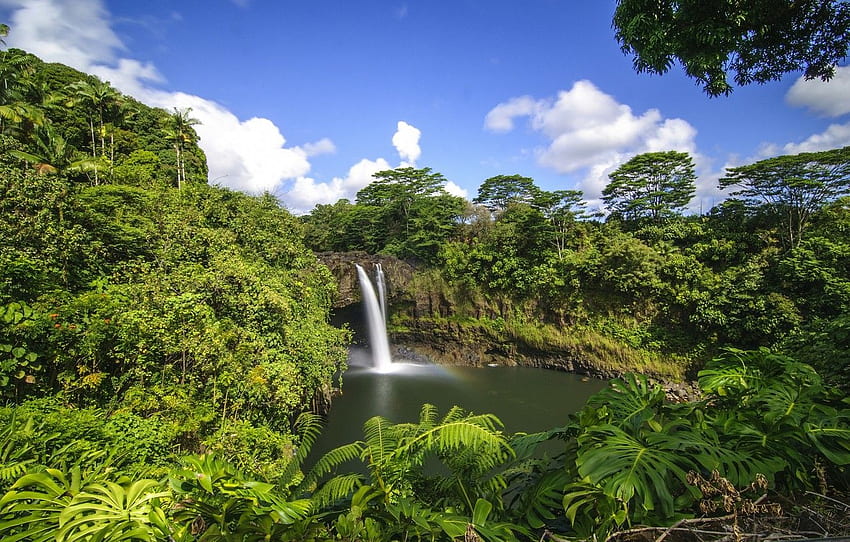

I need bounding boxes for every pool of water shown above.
[309,347,607,462]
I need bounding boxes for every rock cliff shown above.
[317,251,416,308]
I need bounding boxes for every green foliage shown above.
[603,151,696,222]
[613,0,850,96]
[721,146,850,249]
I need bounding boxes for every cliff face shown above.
[317,251,416,308]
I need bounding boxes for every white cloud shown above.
[786,66,850,117]
[392,121,421,165]
[483,95,537,132]
[280,158,391,214]
[444,180,468,199]
[302,138,336,157]
[486,80,699,201]
[782,122,850,154]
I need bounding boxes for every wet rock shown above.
[317,251,416,308]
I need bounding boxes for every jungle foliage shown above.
[2,33,850,542]
[0,47,349,473]
[305,147,850,387]
[0,351,847,541]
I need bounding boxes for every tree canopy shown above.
[613,0,850,96]
[602,151,696,222]
[720,146,850,248]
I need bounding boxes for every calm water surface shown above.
[311,347,607,461]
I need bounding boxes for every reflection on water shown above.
[309,347,607,464]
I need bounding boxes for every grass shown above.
[392,313,691,380]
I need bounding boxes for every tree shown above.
[355,167,465,261]
[603,151,696,222]
[613,0,850,96]
[68,78,121,184]
[474,174,538,213]
[720,146,850,249]
[162,107,200,189]
[532,189,586,260]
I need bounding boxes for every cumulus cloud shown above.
[444,181,468,199]
[782,122,850,154]
[786,66,850,117]
[392,121,421,166]
[484,96,537,132]
[280,158,392,214]
[485,80,699,201]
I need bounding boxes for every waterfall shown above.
[355,264,392,372]
[375,263,388,324]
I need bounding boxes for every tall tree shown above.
[69,78,121,184]
[603,151,696,222]
[533,189,587,260]
[162,107,200,189]
[474,174,538,212]
[613,0,850,96]
[720,146,850,249]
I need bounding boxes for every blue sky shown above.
[2,0,849,214]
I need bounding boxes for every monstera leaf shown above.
[803,407,850,466]
[585,373,666,432]
[575,421,706,519]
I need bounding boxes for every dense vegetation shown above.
[0,47,348,472]
[1,31,849,542]
[303,150,850,384]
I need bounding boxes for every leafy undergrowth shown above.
[0,349,848,541]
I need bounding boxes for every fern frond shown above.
[300,441,364,492]
[310,473,364,508]
[418,403,439,427]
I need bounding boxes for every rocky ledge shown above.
[317,251,416,308]
[391,321,701,403]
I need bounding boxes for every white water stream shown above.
[355,264,393,372]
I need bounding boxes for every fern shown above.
[300,442,365,494]
[311,473,364,508]
[278,411,324,489]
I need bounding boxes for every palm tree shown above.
[0,48,44,135]
[162,107,200,189]
[10,126,98,177]
[68,79,121,184]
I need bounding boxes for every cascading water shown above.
[355,264,393,372]
[375,263,388,324]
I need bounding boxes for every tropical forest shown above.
[1,4,850,542]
